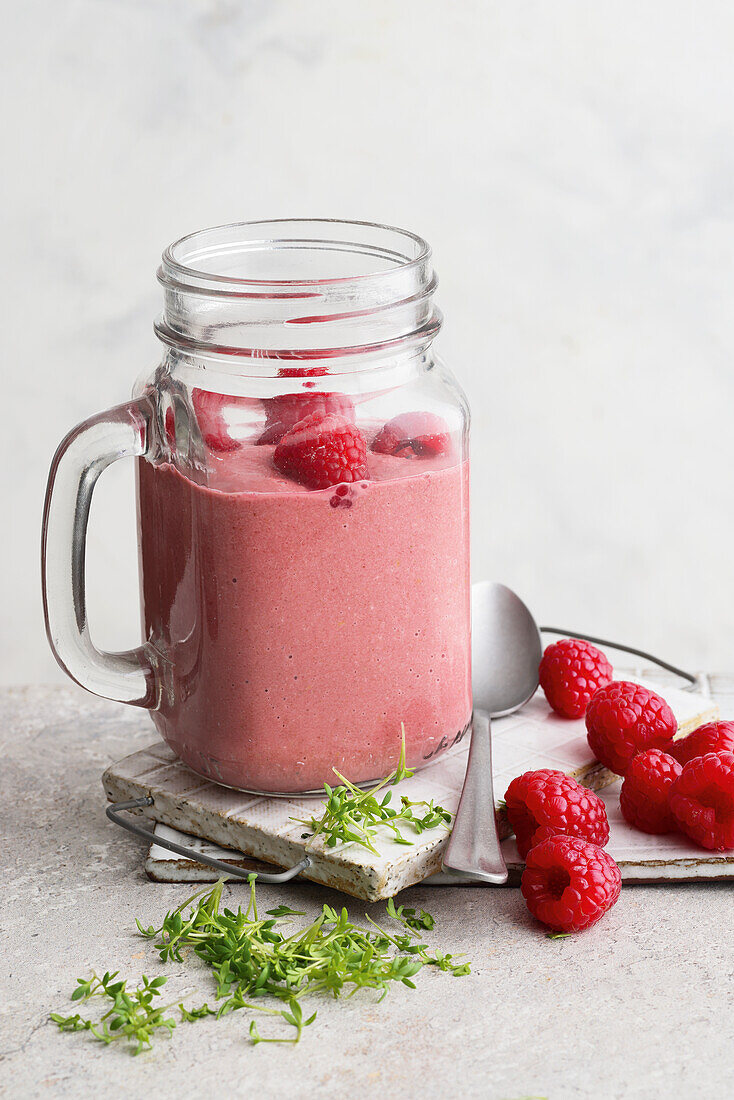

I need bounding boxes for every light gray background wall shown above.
[4,0,734,684]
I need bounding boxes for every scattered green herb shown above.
[50,971,176,1055]
[178,1002,216,1022]
[545,931,571,940]
[294,724,453,853]
[52,875,470,1053]
[386,896,435,931]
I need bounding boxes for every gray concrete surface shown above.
[2,684,733,1099]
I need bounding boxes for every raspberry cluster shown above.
[506,767,619,933]
[515,639,734,934]
[181,377,454,490]
[617,737,734,850]
[267,402,451,490]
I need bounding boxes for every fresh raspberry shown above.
[539,638,613,719]
[521,835,621,933]
[192,388,242,452]
[665,721,734,767]
[371,412,451,458]
[258,368,354,445]
[585,681,677,776]
[273,412,369,490]
[505,769,610,858]
[619,749,682,834]
[259,391,355,445]
[669,751,734,850]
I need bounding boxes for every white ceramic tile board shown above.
[146,775,734,885]
[103,672,719,900]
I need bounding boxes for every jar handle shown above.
[42,397,158,708]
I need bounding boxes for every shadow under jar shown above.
[43,219,471,794]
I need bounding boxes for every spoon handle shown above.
[441,709,508,884]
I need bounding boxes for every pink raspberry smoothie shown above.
[137,434,471,793]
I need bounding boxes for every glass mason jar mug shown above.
[42,219,471,794]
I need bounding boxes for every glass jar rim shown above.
[160,218,432,291]
[155,219,439,363]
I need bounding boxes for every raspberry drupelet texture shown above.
[521,834,622,933]
[585,681,677,776]
[504,769,610,859]
[619,749,682,834]
[539,638,613,719]
[273,412,369,490]
[665,721,734,767]
[669,751,734,851]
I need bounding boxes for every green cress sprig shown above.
[52,875,470,1052]
[294,725,453,853]
[50,971,176,1055]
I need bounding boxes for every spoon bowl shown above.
[472,581,543,716]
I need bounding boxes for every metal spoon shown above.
[442,582,542,884]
